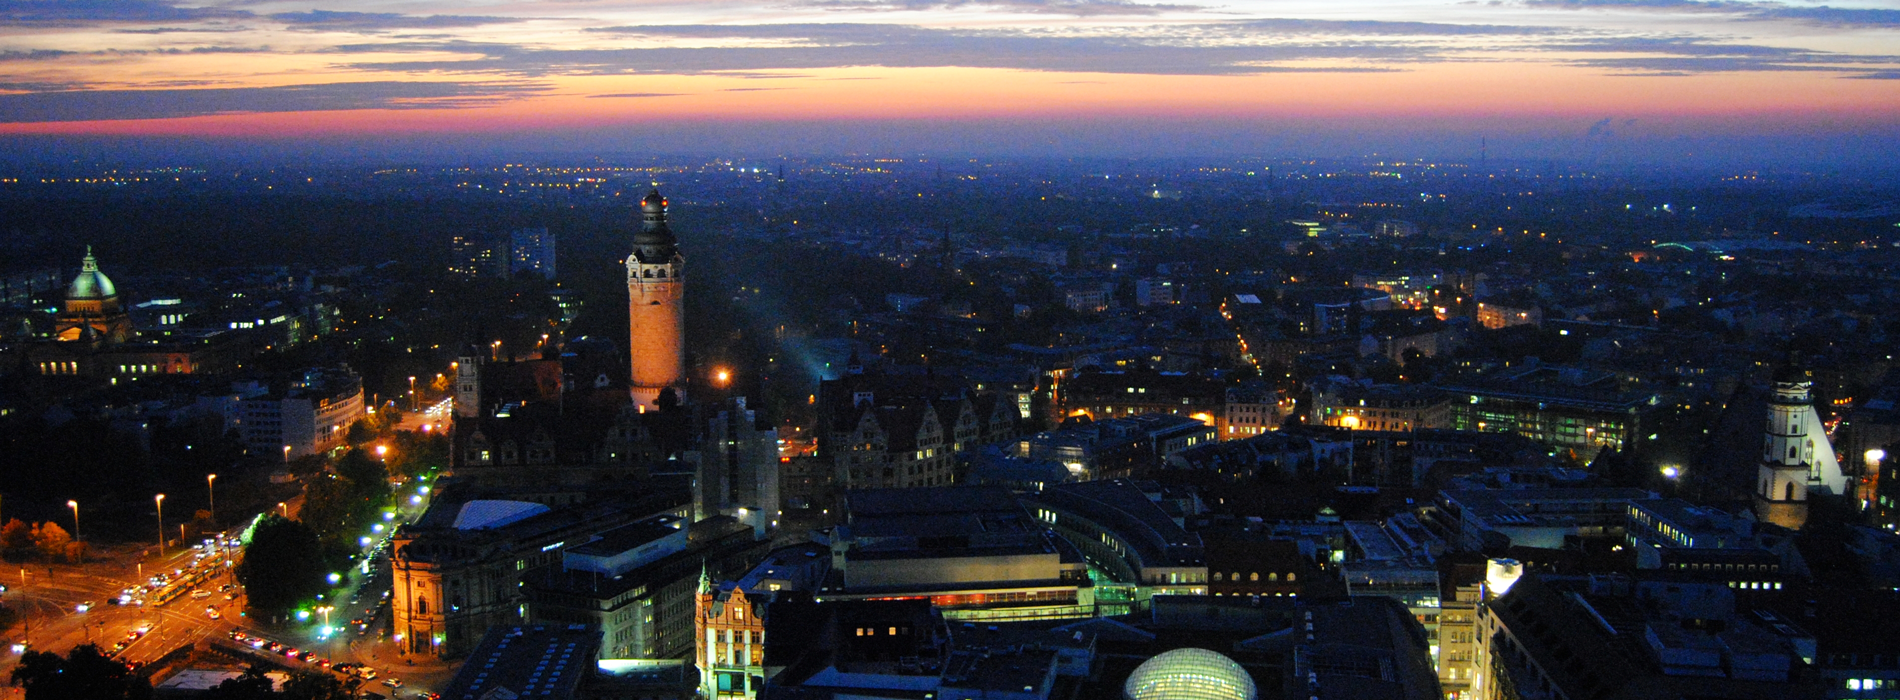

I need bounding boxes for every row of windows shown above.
[1211,571,1297,582]
[1669,561,1777,573]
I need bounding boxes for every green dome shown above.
[66,248,117,300]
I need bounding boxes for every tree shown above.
[9,644,152,700]
[32,522,69,560]
[235,514,326,620]
[201,665,276,700]
[0,518,32,554]
[280,670,359,700]
[332,448,387,487]
[345,419,375,446]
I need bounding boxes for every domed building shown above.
[1124,648,1257,700]
[54,247,133,344]
[25,246,237,378]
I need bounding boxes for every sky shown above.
[1,0,1898,165]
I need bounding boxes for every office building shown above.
[701,397,780,537]
[822,486,1094,622]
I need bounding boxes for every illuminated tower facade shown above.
[627,189,686,408]
[1754,361,1841,530]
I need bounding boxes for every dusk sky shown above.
[2,0,1898,164]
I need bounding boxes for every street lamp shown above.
[66,500,80,564]
[206,474,217,524]
[278,502,288,518]
[154,494,165,556]
[283,445,291,465]
[409,376,417,411]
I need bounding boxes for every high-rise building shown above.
[701,397,780,538]
[449,234,506,278]
[1755,359,1846,530]
[510,227,557,280]
[627,190,686,408]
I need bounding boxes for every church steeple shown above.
[1753,351,1844,530]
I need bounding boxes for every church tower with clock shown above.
[627,189,686,408]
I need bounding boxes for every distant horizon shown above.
[3,1,1898,171]
[5,130,1900,177]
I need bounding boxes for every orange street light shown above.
[154,494,165,555]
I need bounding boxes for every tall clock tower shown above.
[628,189,686,408]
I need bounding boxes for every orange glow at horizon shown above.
[3,62,1895,139]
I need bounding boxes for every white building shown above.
[202,369,364,459]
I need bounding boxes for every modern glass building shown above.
[1123,648,1257,700]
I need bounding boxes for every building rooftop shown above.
[451,500,550,530]
[1027,479,1204,569]
[439,625,600,700]
[1441,487,1657,528]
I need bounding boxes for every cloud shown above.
[0,80,88,92]
[269,10,529,33]
[1547,36,1900,75]
[0,81,548,122]
[112,26,250,34]
[721,87,794,91]
[1224,18,1564,35]
[799,0,1204,16]
[1522,0,1748,9]
[0,0,247,25]
[1753,6,1900,27]
[337,21,1553,78]
[587,92,683,98]
[1586,117,1614,137]
[1524,0,1900,27]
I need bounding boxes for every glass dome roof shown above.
[1123,648,1257,700]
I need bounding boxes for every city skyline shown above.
[1,0,1897,166]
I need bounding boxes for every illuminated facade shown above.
[696,578,767,699]
[627,189,686,409]
[1310,381,1448,432]
[1474,301,1540,329]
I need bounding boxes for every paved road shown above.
[0,482,449,697]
